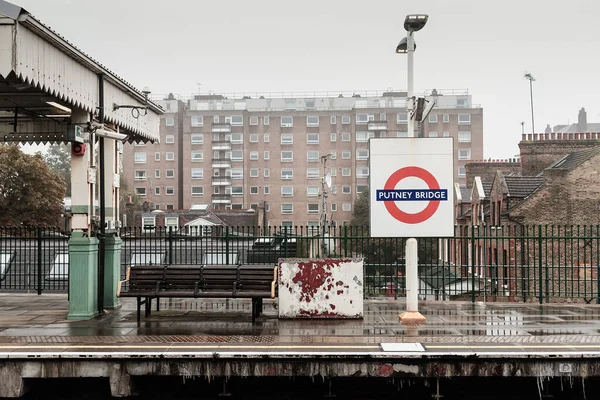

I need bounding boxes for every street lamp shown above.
[524,72,536,134]
[395,14,429,324]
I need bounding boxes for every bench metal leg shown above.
[136,297,141,323]
[145,297,150,318]
[157,299,160,312]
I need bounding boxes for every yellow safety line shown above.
[0,344,381,350]
[426,345,600,349]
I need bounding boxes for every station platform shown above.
[1,294,600,397]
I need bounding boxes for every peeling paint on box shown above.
[278,258,364,319]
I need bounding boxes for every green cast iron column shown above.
[67,232,99,320]
[103,233,122,310]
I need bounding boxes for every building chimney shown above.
[545,124,552,134]
[578,107,588,132]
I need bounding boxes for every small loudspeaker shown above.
[71,143,86,156]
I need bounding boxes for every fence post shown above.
[225,226,230,265]
[283,228,288,258]
[597,263,600,305]
[168,226,173,265]
[471,225,476,303]
[537,225,543,304]
[343,225,348,257]
[37,227,42,295]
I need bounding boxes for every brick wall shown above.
[465,160,521,185]
[519,136,600,176]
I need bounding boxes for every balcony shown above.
[211,140,231,151]
[212,195,232,204]
[212,158,232,169]
[211,176,232,186]
[368,121,387,131]
[212,123,231,133]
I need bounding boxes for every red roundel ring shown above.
[383,166,441,224]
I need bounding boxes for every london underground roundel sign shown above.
[369,138,454,237]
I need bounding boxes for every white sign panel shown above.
[369,138,454,237]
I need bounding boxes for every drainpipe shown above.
[97,74,106,314]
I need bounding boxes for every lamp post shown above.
[395,14,428,324]
[524,72,536,134]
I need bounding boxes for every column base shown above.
[399,311,427,324]
[67,311,100,321]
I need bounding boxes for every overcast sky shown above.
[15,0,600,158]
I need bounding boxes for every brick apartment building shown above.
[122,89,484,228]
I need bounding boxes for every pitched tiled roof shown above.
[549,147,600,171]
[504,176,544,198]
[482,183,492,197]
[460,188,472,202]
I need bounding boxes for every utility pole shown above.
[524,72,536,134]
[320,154,331,257]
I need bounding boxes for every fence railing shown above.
[1,225,600,303]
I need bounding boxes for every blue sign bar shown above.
[376,189,448,201]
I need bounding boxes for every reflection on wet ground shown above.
[1,293,600,340]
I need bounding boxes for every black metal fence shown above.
[2,225,600,303]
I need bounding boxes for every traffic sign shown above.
[369,138,454,237]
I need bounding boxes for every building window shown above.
[231,133,243,144]
[231,150,243,161]
[331,185,337,194]
[166,186,175,196]
[307,168,319,179]
[191,186,204,197]
[264,168,270,177]
[166,152,175,161]
[230,115,243,126]
[330,150,337,159]
[330,133,337,142]
[342,168,351,177]
[397,113,408,124]
[231,168,243,179]
[249,134,259,143]
[281,204,294,214]
[281,133,293,144]
[281,169,293,180]
[263,116,270,125]
[142,216,155,228]
[356,167,369,178]
[191,133,204,144]
[443,131,450,137]
[458,131,472,142]
[135,187,146,197]
[428,131,438,138]
[281,186,294,197]
[429,114,438,123]
[250,186,259,194]
[342,203,352,212]
[307,186,319,197]
[331,203,337,212]
[356,185,368,194]
[341,115,351,125]
[191,151,203,162]
[307,150,320,162]
[165,135,175,143]
[191,168,203,179]
[356,149,369,160]
[330,168,337,176]
[166,204,174,210]
[281,116,293,127]
[330,116,337,124]
[443,114,450,123]
[154,169,160,178]
[250,151,259,160]
[342,133,351,142]
[264,186,270,194]
[166,118,175,127]
[342,151,351,159]
[231,186,243,196]
[284,99,296,111]
[250,168,259,178]
[458,149,471,160]
[264,134,270,143]
[213,115,220,123]
[281,151,293,162]
[166,169,175,178]
[264,151,270,160]
[307,204,319,214]
[356,113,373,125]
[307,116,319,127]
[356,131,371,142]
[154,187,160,196]
[134,170,147,180]
[458,114,471,125]
[458,166,466,177]
[191,115,203,127]
[134,152,146,163]
[249,116,259,126]
[307,133,319,144]
[342,185,351,194]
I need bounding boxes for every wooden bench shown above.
[118,264,277,323]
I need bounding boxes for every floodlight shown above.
[395,37,417,53]
[404,14,428,32]
[95,129,128,141]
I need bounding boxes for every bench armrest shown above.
[117,267,131,297]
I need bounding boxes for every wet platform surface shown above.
[0,294,599,356]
